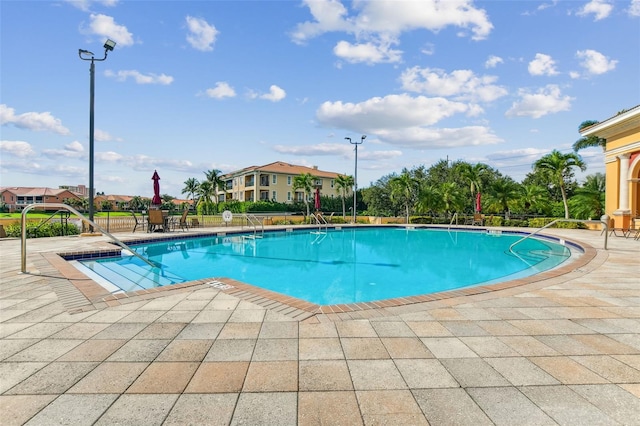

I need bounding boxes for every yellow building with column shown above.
[580,105,640,230]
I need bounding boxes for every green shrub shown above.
[5,221,80,238]
[503,219,528,227]
[409,216,432,224]
[555,221,587,229]
[484,216,503,227]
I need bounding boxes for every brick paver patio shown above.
[1,227,638,425]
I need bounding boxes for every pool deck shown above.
[1,227,639,425]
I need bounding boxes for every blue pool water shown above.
[77,227,574,305]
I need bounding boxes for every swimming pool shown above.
[75,227,576,305]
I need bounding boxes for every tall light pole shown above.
[78,39,116,232]
[345,135,366,223]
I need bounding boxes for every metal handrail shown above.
[311,212,328,234]
[243,214,264,238]
[509,217,609,253]
[21,203,156,273]
[448,212,458,229]
[32,209,71,236]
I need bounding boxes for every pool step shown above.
[84,260,178,292]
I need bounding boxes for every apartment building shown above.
[0,187,81,211]
[218,161,345,203]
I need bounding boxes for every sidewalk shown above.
[1,228,639,425]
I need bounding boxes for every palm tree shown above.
[196,181,216,214]
[182,178,200,206]
[335,174,354,219]
[439,182,462,216]
[518,184,550,215]
[292,173,315,218]
[204,169,223,204]
[459,162,488,212]
[534,150,586,219]
[416,184,442,216]
[573,120,606,152]
[488,177,519,218]
[569,173,606,219]
[129,195,145,212]
[390,172,420,223]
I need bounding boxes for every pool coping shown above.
[42,225,598,321]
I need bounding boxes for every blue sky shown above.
[1,0,639,198]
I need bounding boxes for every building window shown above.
[272,191,277,200]
[287,192,291,201]
[272,174,277,184]
[330,179,335,188]
[287,176,292,185]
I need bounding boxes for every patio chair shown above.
[147,209,167,232]
[130,211,147,233]
[471,213,484,226]
[191,218,200,228]
[176,209,190,231]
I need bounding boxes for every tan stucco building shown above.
[218,161,344,203]
[580,105,640,230]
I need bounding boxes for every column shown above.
[618,153,631,212]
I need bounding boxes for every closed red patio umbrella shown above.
[151,170,162,206]
[475,192,482,212]
[314,188,321,211]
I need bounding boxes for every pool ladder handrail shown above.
[508,217,609,253]
[448,212,459,229]
[20,203,157,273]
[311,212,328,234]
[243,214,264,239]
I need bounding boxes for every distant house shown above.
[0,187,82,212]
[94,194,138,211]
[579,105,640,230]
[218,161,344,203]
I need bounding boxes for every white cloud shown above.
[400,67,508,102]
[94,129,123,142]
[290,0,351,44]
[43,141,86,159]
[259,85,287,102]
[315,94,501,149]
[357,150,403,161]
[66,0,118,12]
[96,151,123,162]
[205,82,236,99]
[186,16,218,52]
[0,104,70,135]
[291,0,493,64]
[273,142,402,161]
[333,40,402,64]
[506,84,573,119]
[630,0,640,16]
[317,94,470,131]
[576,49,617,75]
[104,70,174,85]
[487,147,549,162]
[576,0,614,20]
[485,55,504,68]
[528,53,559,76]
[377,126,502,149]
[84,14,134,47]
[273,143,352,157]
[0,140,37,158]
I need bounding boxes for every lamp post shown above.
[78,39,116,232]
[345,135,366,223]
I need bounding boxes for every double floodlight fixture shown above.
[78,39,116,60]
